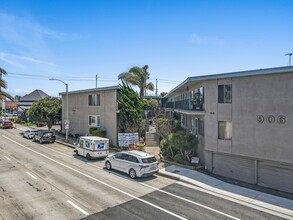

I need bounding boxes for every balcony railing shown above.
[163,100,204,111]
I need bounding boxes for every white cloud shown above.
[6,88,30,96]
[0,52,55,68]
[0,13,84,70]
[190,33,224,45]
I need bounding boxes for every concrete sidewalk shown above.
[15,124,293,219]
[158,165,293,219]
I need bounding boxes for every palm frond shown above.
[0,90,14,101]
[146,82,154,91]
[0,67,7,75]
[0,80,7,89]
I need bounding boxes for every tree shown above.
[27,97,61,130]
[160,92,168,97]
[14,95,22,101]
[118,81,143,133]
[118,65,154,98]
[0,67,13,101]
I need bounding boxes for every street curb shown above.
[161,159,204,170]
[157,171,202,188]
[55,140,75,149]
[156,171,181,181]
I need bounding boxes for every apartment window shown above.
[88,115,100,127]
[218,121,232,140]
[198,119,205,136]
[218,84,232,103]
[88,94,100,106]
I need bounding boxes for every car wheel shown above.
[33,137,36,142]
[105,161,112,170]
[129,169,137,179]
[86,153,91,160]
[51,141,55,143]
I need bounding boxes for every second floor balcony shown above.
[164,100,204,111]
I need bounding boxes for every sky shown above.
[0,0,292,97]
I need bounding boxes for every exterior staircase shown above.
[145,132,160,147]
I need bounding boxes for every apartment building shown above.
[60,86,120,146]
[163,66,293,193]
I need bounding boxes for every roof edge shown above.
[165,66,293,98]
[59,85,120,96]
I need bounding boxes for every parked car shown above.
[105,150,159,179]
[33,130,56,144]
[23,129,38,139]
[5,113,17,117]
[0,119,13,129]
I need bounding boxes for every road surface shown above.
[0,128,288,220]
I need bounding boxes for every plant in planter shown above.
[190,91,203,110]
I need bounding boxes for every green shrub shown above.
[91,129,106,137]
[10,118,18,122]
[89,127,98,134]
[21,121,26,124]
[160,138,173,159]
[173,154,186,164]
[136,143,145,151]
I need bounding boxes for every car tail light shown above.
[139,164,149,170]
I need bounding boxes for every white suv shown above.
[105,150,159,179]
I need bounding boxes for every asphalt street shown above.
[0,128,288,220]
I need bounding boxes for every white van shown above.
[74,136,109,160]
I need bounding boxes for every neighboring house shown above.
[163,66,293,193]
[59,86,120,146]
[17,89,49,114]
[0,100,17,114]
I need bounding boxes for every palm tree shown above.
[118,65,154,98]
[0,67,13,100]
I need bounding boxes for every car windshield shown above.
[4,120,11,123]
[44,132,53,137]
[141,156,157,164]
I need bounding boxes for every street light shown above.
[50,78,69,142]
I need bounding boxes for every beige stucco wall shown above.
[232,72,293,164]
[61,89,118,145]
[204,72,293,164]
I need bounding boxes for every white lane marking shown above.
[98,164,241,220]
[26,171,37,180]
[35,143,72,158]
[67,200,89,216]
[177,182,293,220]
[4,156,11,161]
[3,135,187,220]
[139,182,241,220]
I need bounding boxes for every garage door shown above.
[213,153,255,184]
[258,161,293,193]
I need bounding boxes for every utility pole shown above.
[96,74,98,88]
[155,78,158,96]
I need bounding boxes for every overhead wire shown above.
[7,71,182,85]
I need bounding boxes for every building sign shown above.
[277,115,286,124]
[118,133,139,147]
[257,115,286,125]
[256,115,264,124]
[266,115,275,124]
[191,157,199,164]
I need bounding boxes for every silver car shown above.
[23,129,38,139]
[105,150,159,179]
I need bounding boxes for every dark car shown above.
[0,119,13,129]
[33,130,56,144]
